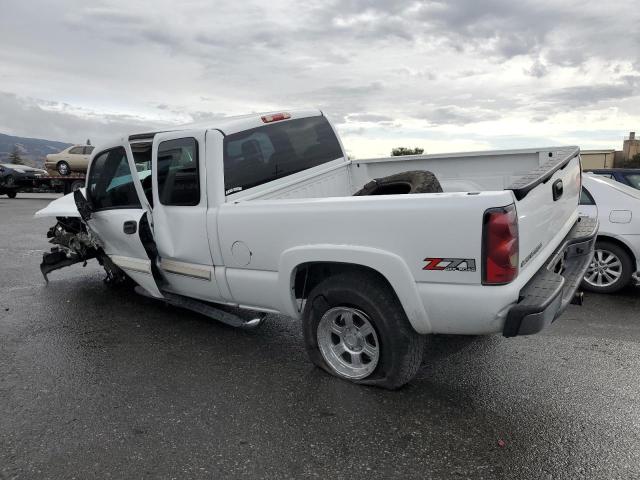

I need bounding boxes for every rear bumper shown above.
[503,216,598,337]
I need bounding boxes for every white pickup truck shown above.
[36,109,597,389]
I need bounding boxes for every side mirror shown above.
[73,189,93,222]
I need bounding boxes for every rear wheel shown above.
[57,161,70,176]
[302,271,425,389]
[582,241,632,293]
[7,191,17,199]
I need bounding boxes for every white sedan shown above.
[579,173,640,293]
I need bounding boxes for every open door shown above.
[78,142,163,298]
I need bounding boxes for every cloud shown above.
[0,0,638,158]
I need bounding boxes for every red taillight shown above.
[482,204,519,285]
[261,112,291,123]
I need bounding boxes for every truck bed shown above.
[228,146,579,201]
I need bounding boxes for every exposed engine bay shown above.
[41,217,127,284]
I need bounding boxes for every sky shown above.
[0,0,639,158]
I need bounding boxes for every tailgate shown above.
[509,147,582,276]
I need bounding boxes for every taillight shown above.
[261,112,291,123]
[482,204,519,285]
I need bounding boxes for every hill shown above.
[0,133,72,168]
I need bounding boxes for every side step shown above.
[134,286,266,329]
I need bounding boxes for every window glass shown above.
[157,138,200,206]
[69,146,84,154]
[623,173,640,190]
[84,146,95,155]
[223,116,343,194]
[580,187,596,206]
[87,147,141,210]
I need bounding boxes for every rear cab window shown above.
[223,116,343,195]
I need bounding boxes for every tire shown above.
[70,179,85,192]
[354,170,442,196]
[302,271,425,389]
[7,191,17,199]
[57,161,70,176]
[582,240,633,294]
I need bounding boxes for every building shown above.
[623,132,640,162]
[580,149,616,169]
[581,132,639,169]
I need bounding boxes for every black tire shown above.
[354,170,442,196]
[57,161,70,176]
[302,271,425,389]
[581,240,633,294]
[7,191,17,199]
[70,179,85,192]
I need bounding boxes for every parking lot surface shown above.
[2,194,640,479]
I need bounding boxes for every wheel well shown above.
[292,262,397,303]
[597,235,636,265]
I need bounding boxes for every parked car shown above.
[35,109,597,389]
[0,163,48,198]
[579,174,640,293]
[45,145,95,175]
[585,168,640,191]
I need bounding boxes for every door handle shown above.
[123,220,137,234]
[552,179,563,201]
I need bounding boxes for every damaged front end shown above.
[41,217,126,284]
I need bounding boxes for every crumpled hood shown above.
[34,190,83,218]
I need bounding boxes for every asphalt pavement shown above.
[1,194,640,479]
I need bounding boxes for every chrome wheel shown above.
[317,307,380,380]
[584,249,622,288]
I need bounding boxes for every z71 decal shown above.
[423,258,477,272]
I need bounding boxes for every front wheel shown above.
[302,271,425,389]
[582,241,632,294]
[7,191,17,198]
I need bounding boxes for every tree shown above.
[628,153,640,168]
[8,145,24,165]
[391,147,424,156]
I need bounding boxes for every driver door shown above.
[83,143,163,298]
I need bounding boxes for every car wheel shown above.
[582,241,632,294]
[302,271,425,389]
[57,161,70,176]
[7,191,17,198]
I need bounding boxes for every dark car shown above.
[585,168,640,191]
[0,163,48,198]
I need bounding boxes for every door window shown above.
[87,147,142,210]
[69,146,84,154]
[623,173,640,190]
[157,138,200,206]
[579,187,596,206]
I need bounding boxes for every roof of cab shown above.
[128,108,322,142]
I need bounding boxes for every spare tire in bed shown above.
[354,170,443,196]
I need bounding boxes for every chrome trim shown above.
[159,259,212,280]
[111,255,152,274]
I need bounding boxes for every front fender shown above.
[278,244,432,334]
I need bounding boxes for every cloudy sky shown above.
[1,0,639,158]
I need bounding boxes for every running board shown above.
[134,286,266,329]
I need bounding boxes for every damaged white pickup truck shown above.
[36,109,597,388]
